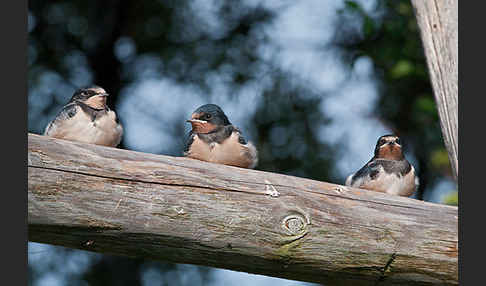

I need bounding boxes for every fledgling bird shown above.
[44,86,123,147]
[345,134,417,197]
[183,104,258,169]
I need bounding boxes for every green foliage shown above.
[28,0,455,284]
[335,0,455,199]
[390,60,413,79]
[443,191,458,206]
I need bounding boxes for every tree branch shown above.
[28,133,457,285]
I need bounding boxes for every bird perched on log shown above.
[345,134,417,197]
[44,86,123,147]
[184,104,258,169]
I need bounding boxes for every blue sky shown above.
[28,0,456,285]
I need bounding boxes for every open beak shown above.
[186,119,207,124]
[186,118,212,133]
[187,112,207,124]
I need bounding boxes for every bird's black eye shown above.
[395,138,401,145]
[379,139,385,145]
[205,113,212,120]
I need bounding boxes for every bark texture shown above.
[28,134,458,285]
[411,0,458,180]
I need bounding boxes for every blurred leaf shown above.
[363,16,375,38]
[431,148,450,170]
[408,18,418,32]
[390,59,413,78]
[28,1,455,285]
[344,1,360,11]
[337,0,453,200]
[415,96,437,115]
[397,2,412,16]
[442,191,458,206]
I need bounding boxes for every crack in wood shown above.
[29,164,456,247]
[28,133,459,285]
[275,231,309,266]
[374,252,397,286]
[28,164,260,196]
[28,163,446,213]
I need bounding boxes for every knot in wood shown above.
[282,215,307,235]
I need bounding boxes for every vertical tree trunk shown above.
[410,0,458,181]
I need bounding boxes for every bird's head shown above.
[186,104,231,134]
[374,134,404,160]
[70,86,109,110]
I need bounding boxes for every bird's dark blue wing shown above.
[231,127,248,145]
[238,136,247,145]
[367,161,381,180]
[350,159,381,184]
[237,132,247,145]
[183,131,196,155]
[44,103,79,135]
[64,104,78,118]
[53,103,79,121]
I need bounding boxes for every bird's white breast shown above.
[46,107,122,147]
[349,165,416,197]
[187,132,257,168]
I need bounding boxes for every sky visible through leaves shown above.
[28,0,457,285]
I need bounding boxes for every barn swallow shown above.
[183,104,258,169]
[44,86,123,147]
[345,134,417,196]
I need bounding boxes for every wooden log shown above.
[410,0,458,180]
[28,133,458,285]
